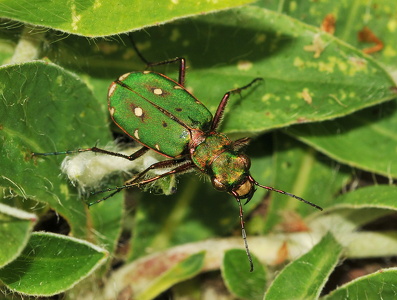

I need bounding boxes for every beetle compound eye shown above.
[239,154,251,170]
[211,177,227,191]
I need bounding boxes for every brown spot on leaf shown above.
[358,26,384,54]
[321,14,336,35]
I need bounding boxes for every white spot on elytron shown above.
[134,129,140,139]
[134,107,143,117]
[118,73,130,81]
[108,82,117,96]
[153,88,163,95]
[143,70,150,74]
[174,85,183,90]
[237,60,253,71]
[155,144,160,151]
[109,106,115,116]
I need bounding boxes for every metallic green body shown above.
[190,134,230,170]
[191,134,249,190]
[108,71,213,158]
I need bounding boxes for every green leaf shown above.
[287,101,397,178]
[0,60,123,286]
[0,60,125,253]
[135,251,205,300]
[0,61,111,238]
[0,203,36,267]
[77,6,392,135]
[306,186,397,258]
[264,233,342,300]
[18,6,394,135]
[0,0,253,37]
[323,268,397,299]
[330,185,397,210]
[263,0,397,69]
[89,196,123,273]
[310,185,397,251]
[186,7,395,134]
[222,249,266,299]
[106,238,269,299]
[0,232,108,296]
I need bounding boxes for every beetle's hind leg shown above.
[32,146,150,162]
[128,35,186,86]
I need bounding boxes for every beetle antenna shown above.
[128,35,151,66]
[88,183,134,206]
[248,175,323,211]
[91,184,129,196]
[232,191,254,272]
[88,189,123,206]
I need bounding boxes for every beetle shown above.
[34,43,322,271]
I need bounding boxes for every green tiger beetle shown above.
[34,39,322,271]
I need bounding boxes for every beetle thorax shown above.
[190,133,253,197]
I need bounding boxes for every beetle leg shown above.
[90,146,150,161]
[124,159,194,187]
[211,78,263,131]
[89,160,194,206]
[146,57,186,86]
[32,146,150,162]
[128,35,186,86]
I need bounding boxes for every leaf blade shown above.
[0,232,108,296]
[264,233,342,300]
[0,0,253,37]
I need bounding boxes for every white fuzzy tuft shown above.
[60,142,174,194]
